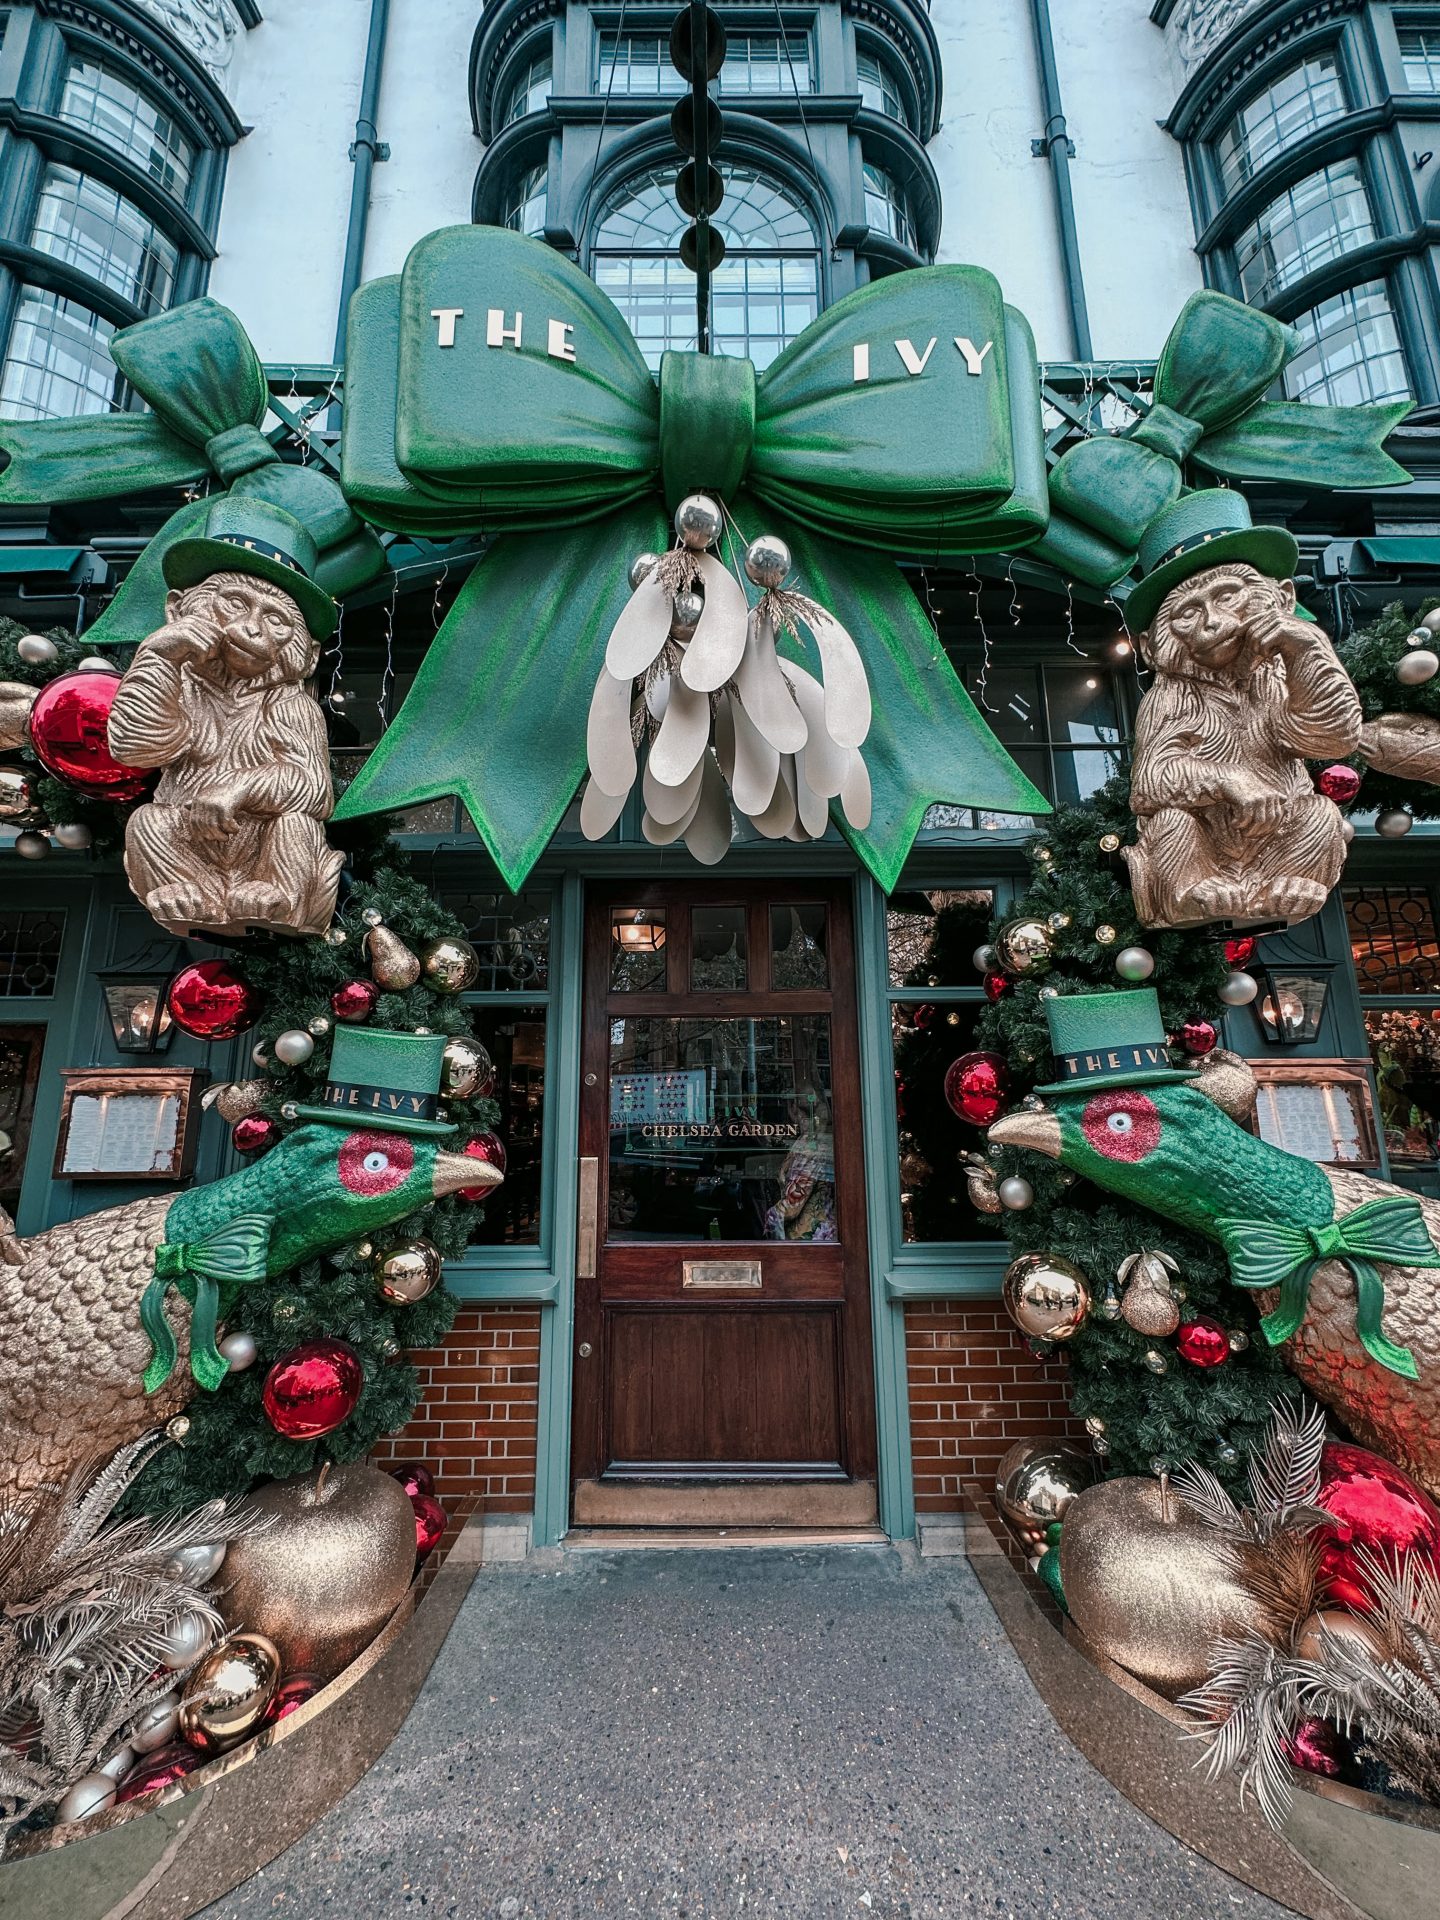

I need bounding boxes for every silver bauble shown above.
[273,1029,315,1066]
[1422,606,1440,634]
[998,1445,1094,1530]
[51,822,93,850]
[14,831,50,860]
[128,1690,180,1755]
[56,1772,116,1823]
[16,633,60,667]
[972,943,998,974]
[1340,818,1356,844]
[674,492,723,550]
[95,1744,136,1784]
[1406,629,1431,648]
[77,655,112,672]
[1397,647,1439,686]
[164,1540,227,1585]
[155,1610,215,1670]
[998,1175,1034,1210]
[670,587,704,641]
[995,918,1052,975]
[440,1034,492,1099]
[628,552,659,590]
[1143,1348,1170,1375]
[743,534,791,587]
[1114,946,1155,983]
[1377,808,1414,838]
[308,1014,332,1036]
[219,1329,258,1371]
[1219,969,1257,1006]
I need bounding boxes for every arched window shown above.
[499,47,553,128]
[591,165,819,370]
[503,163,548,238]
[862,162,915,251]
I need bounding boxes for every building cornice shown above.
[470,0,564,142]
[35,0,248,142]
[842,0,942,141]
[1164,0,1364,139]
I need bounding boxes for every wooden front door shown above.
[572,880,877,1528]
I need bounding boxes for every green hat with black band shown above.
[163,495,338,640]
[289,1027,456,1137]
[1035,988,1198,1095]
[1122,487,1299,635]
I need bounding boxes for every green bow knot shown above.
[0,298,386,648]
[140,1210,273,1396]
[1215,1193,1440,1380]
[1031,291,1412,589]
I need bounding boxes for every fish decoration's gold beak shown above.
[986,1107,1062,1160]
[432,1148,504,1196]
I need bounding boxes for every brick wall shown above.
[906,1301,1086,1512]
[371,1305,541,1512]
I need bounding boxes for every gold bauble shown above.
[374,1237,442,1304]
[1002,1252,1091,1341]
[994,1438,1043,1514]
[366,922,422,990]
[1294,1609,1388,1664]
[995,918,1053,975]
[420,936,479,995]
[178,1633,280,1753]
[998,1445,1094,1530]
[1059,1477,1267,1698]
[440,1034,492,1100]
[217,1463,417,1681]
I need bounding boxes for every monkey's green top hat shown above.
[1035,988,1198,1095]
[290,1027,456,1136]
[1123,488,1299,634]
[163,496,338,640]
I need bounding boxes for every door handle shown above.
[577,1155,599,1278]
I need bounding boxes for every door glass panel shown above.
[690,905,747,989]
[610,906,667,991]
[885,889,994,986]
[892,1001,1004,1241]
[440,890,551,989]
[770,904,828,987]
[465,1006,546,1246]
[1366,1008,1440,1167]
[609,1014,835,1241]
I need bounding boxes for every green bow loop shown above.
[1032,289,1412,589]
[0,298,387,647]
[1215,1193,1440,1379]
[140,1210,273,1395]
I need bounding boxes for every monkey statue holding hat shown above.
[109,498,345,938]
[1120,490,1362,930]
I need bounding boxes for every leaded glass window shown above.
[499,47,552,127]
[30,165,179,314]
[0,287,123,420]
[1345,885,1440,994]
[59,58,195,201]
[863,161,915,250]
[1215,54,1346,196]
[1235,159,1374,304]
[1399,27,1440,92]
[1282,279,1410,406]
[503,163,548,238]
[857,48,911,128]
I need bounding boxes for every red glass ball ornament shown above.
[330,978,380,1023]
[982,972,1009,1004]
[457,1131,508,1201]
[1224,936,1257,967]
[1316,764,1362,806]
[262,1674,321,1726]
[114,1742,202,1803]
[1175,1317,1230,1368]
[412,1491,447,1560]
[1316,1440,1440,1611]
[389,1460,435,1500]
[1177,1017,1218,1057]
[943,1051,1011,1126]
[27,671,150,799]
[231,1114,279,1155]
[166,960,262,1041]
[1285,1717,1345,1779]
[913,1003,937,1029]
[261,1339,364,1440]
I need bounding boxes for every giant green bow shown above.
[1031,292,1412,591]
[0,299,386,648]
[1216,1193,1440,1379]
[140,1210,273,1394]
[333,225,1057,891]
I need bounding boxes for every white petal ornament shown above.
[728,696,781,818]
[679,553,749,692]
[643,753,705,825]
[683,751,733,866]
[648,672,711,787]
[586,669,637,799]
[605,574,675,681]
[735,609,807,755]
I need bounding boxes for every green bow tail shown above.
[1215,1193,1440,1380]
[333,225,1056,891]
[0,299,387,648]
[139,1210,273,1395]
[1031,291,1412,590]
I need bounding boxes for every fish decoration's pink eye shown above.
[338,1131,415,1196]
[1081,1090,1161,1162]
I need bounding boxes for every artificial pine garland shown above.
[1335,597,1440,819]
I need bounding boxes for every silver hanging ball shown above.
[1143,1350,1170,1376]
[1377,808,1414,838]
[997,1175,1034,1211]
[77,655,112,672]
[128,1691,180,1754]
[629,552,660,590]
[56,1772,117,1824]
[14,832,50,860]
[1219,969,1258,1006]
[1397,648,1439,686]
[154,1610,213,1669]
[218,1329,258,1372]
[273,1029,315,1067]
[674,493,723,551]
[164,1540,227,1584]
[973,943,997,974]
[95,1743,136,1785]
[325,927,348,948]
[1340,818,1356,844]
[16,634,60,667]
[670,587,705,641]
[51,823,93,850]
[1406,629,1431,648]
[1421,607,1440,634]
[361,907,385,928]
[744,534,791,588]
[1114,945,1155,983]
[307,1014,331,1037]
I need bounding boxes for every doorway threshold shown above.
[562,1526,889,1551]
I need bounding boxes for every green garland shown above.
[0,619,130,850]
[1334,599,1440,820]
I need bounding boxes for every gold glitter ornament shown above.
[1094,924,1117,945]
[420,936,479,994]
[374,1238,442,1304]
[1117,1250,1182,1338]
[1002,1253,1091,1341]
[1099,832,1122,853]
[366,922,422,990]
[178,1633,280,1753]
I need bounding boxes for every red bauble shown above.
[261,1339,364,1440]
[1224,936,1257,967]
[330,978,380,1023]
[1285,1717,1346,1779]
[389,1460,435,1500]
[1177,1017,1218,1057]
[166,960,262,1040]
[912,1003,937,1029]
[943,1051,1010,1126]
[412,1491,447,1560]
[1175,1317,1230,1368]
[231,1114,279,1155]
[457,1130,507,1201]
[1316,764,1362,806]
[262,1674,322,1725]
[115,1742,202,1803]
[27,671,150,799]
[1316,1440,1440,1611]
[982,972,1009,1004]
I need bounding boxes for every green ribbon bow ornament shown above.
[333,224,1058,891]
[0,299,386,648]
[1031,291,1412,590]
[1215,1192,1440,1379]
[140,1210,273,1394]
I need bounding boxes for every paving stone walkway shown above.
[203,1544,1288,1919]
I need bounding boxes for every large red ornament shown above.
[457,1131,507,1201]
[412,1491,447,1560]
[330,978,380,1023]
[1316,1440,1440,1611]
[27,670,150,799]
[1176,1017,1218,1057]
[1224,935,1257,967]
[982,972,1009,1004]
[115,1742,202,1803]
[261,1339,364,1440]
[166,960,261,1041]
[1316,764,1361,806]
[262,1674,322,1725]
[1175,1317,1230,1368]
[389,1460,435,1501]
[231,1114,279,1155]
[943,1051,1010,1126]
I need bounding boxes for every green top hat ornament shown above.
[1036,988,1197,1095]
[163,495,338,640]
[1122,488,1299,635]
[289,1027,457,1137]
